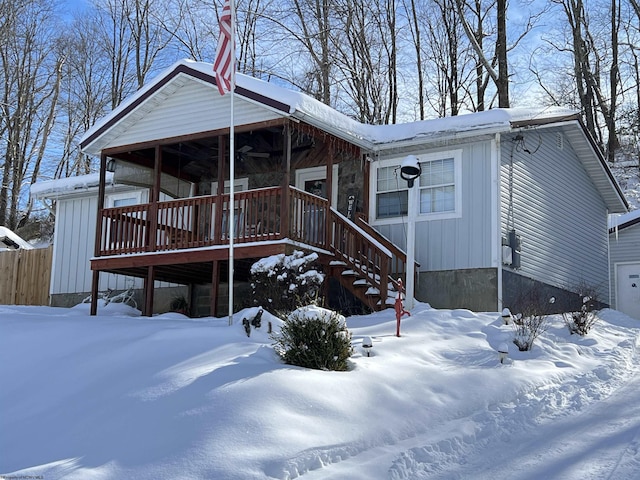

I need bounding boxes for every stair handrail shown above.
[328,207,394,307]
[355,214,420,277]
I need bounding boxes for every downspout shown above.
[607,208,612,308]
[493,133,503,312]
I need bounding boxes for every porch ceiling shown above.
[107,125,326,181]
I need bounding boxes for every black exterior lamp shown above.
[401,155,421,187]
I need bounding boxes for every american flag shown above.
[213,0,233,95]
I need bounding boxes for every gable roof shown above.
[79,58,628,213]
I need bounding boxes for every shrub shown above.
[509,287,554,351]
[250,250,325,314]
[170,295,189,315]
[271,306,353,371]
[512,312,549,351]
[562,283,600,335]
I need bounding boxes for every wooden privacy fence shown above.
[0,246,52,306]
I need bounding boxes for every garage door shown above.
[616,262,640,320]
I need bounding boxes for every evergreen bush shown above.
[271,306,353,371]
[250,250,325,314]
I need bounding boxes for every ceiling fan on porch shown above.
[237,145,270,160]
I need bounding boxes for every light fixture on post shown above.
[400,155,421,187]
[106,158,117,172]
[400,154,421,311]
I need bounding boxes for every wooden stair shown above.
[321,209,415,312]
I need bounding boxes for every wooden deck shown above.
[92,185,412,312]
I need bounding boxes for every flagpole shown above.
[228,0,236,326]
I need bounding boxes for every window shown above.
[419,158,455,214]
[107,191,143,208]
[374,150,461,221]
[376,165,408,218]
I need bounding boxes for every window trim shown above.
[106,190,143,208]
[371,149,462,225]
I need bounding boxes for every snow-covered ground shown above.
[1,303,639,480]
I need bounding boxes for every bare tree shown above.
[93,0,135,108]
[268,0,334,104]
[332,0,397,123]
[0,0,64,229]
[128,0,173,88]
[401,0,425,119]
[539,0,620,158]
[55,14,113,179]
[419,0,476,116]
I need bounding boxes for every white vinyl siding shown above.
[500,130,610,300]
[372,142,493,272]
[107,79,281,149]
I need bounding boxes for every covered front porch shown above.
[88,119,409,316]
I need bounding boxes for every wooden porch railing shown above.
[99,186,283,255]
[355,214,417,284]
[98,185,409,309]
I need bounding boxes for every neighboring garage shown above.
[610,210,640,320]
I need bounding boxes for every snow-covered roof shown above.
[178,61,580,147]
[77,59,627,213]
[80,59,579,152]
[609,208,640,231]
[30,173,115,199]
[0,226,33,251]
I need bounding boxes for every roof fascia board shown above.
[610,216,640,232]
[371,125,507,154]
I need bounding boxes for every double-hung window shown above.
[376,165,408,218]
[418,157,455,214]
[374,150,461,221]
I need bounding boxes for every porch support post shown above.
[280,124,291,236]
[214,135,226,244]
[90,153,108,316]
[362,153,371,222]
[148,145,162,252]
[325,142,334,247]
[144,265,155,316]
[210,260,220,317]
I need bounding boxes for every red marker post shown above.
[395,278,411,337]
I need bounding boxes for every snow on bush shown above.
[271,305,353,371]
[250,250,325,314]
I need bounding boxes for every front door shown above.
[295,165,339,207]
[616,262,640,320]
